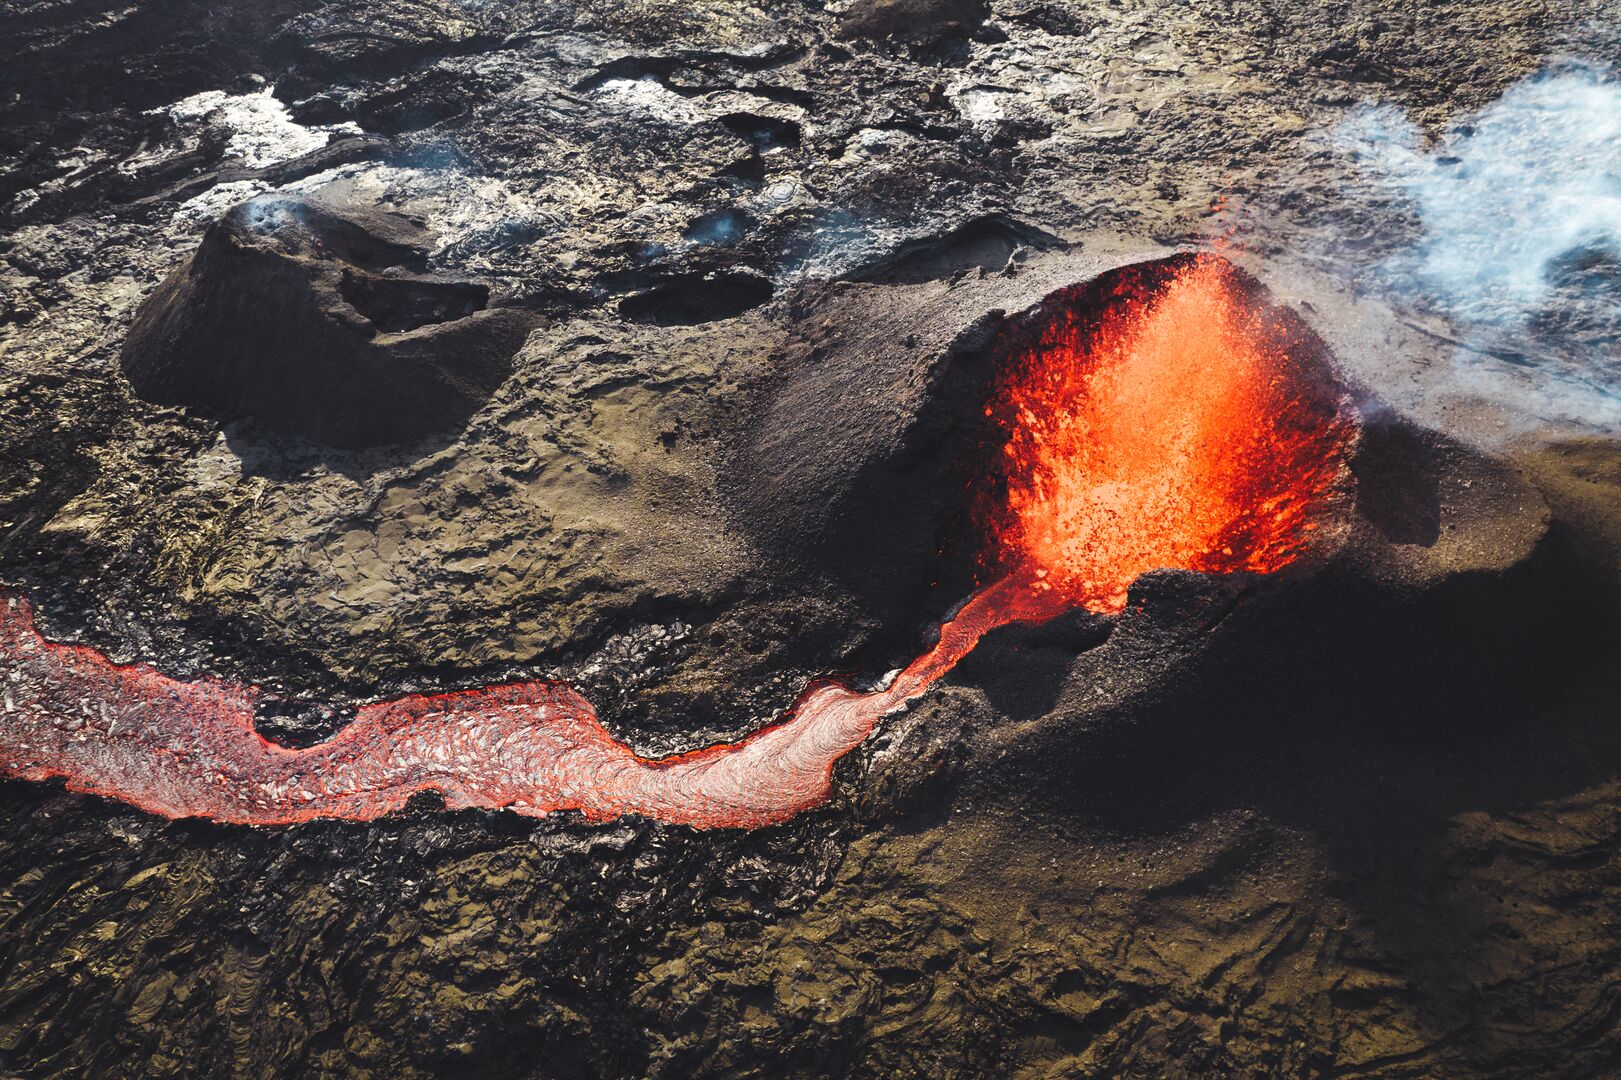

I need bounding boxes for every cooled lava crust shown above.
[5,1,1619,1073]
[4,247,1582,843]
[2,237,1613,1079]
[6,249,1573,832]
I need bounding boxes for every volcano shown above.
[5,7,1621,1075]
[975,256,1353,610]
[0,255,1357,828]
[119,194,533,449]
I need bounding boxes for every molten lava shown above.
[0,583,1020,828]
[0,256,1352,828]
[979,256,1352,613]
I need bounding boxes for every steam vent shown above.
[3,5,1621,1078]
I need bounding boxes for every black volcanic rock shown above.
[837,0,990,44]
[120,194,532,449]
[6,3,1621,1078]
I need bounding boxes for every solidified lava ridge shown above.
[0,256,1354,828]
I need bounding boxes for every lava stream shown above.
[0,257,1351,828]
[0,578,1050,828]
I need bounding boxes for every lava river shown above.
[0,257,1353,828]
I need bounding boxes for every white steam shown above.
[1339,61,1621,327]
[1333,62,1621,434]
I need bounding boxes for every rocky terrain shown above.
[3,0,1621,1076]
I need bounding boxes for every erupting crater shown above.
[0,256,1354,828]
[973,254,1355,615]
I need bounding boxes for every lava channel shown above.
[0,256,1353,828]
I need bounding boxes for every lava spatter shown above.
[980,256,1353,613]
[0,257,1353,828]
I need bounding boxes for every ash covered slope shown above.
[4,0,1621,1078]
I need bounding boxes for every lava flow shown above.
[0,257,1352,828]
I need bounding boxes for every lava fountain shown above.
[0,256,1354,828]
[976,254,1354,614]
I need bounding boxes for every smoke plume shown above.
[1337,61,1621,431]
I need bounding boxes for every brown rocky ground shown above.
[3,0,1621,1076]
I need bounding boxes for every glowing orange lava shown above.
[981,256,1353,613]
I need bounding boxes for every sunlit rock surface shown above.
[3,0,1621,1076]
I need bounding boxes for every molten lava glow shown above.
[983,257,1352,612]
[0,257,1350,828]
[0,583,1028,828]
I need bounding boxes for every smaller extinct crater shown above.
[336,271,488,333]
[854,213,1062,285]
[120,195,532,449]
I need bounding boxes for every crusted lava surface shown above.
[5,2,1621,1077]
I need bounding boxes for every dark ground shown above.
[3,0,1621,1076]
